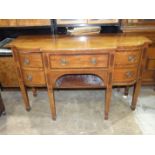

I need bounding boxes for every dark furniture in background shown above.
[121,19,155,86]
[0,91,5,116]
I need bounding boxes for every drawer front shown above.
[19,53,43,68]
[142,70,155,83]
[23,70,46,86]
[115,51,140,67]
[146,59,155,70]
[113,68,137,83]
[50,54,109,69]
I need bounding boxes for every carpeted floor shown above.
[0,86,154,135]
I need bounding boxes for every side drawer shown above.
[113,68,138,84]
[19,52,43,68]
[23,70,46,86]
[50,53,109,69]
[115,51,140,67]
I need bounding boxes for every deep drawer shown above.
[23,70,46,86]
[113,68,138,84]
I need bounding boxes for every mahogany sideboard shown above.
[6,35,151,120]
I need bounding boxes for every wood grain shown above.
[0,57,18,87]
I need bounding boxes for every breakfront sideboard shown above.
[6,35,151,120]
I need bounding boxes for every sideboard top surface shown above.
[6,34,152,51]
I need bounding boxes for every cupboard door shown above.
[0,57,18,87]
[0,20,9,27]
[0,19,17,27]
[16,19,51,26]
[87,19,119,24]
[123,19,155,26]
[142,47,155,84]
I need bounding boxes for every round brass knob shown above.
[125,71,133,78]
[91,58,97,65]
[128,55,136,62]
[60,58,68,65]
[24,58,30,65]
[27,75,32,81]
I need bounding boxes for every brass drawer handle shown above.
[60,58,68,65]
[24,58,30,65]
[128,55,136,62]
[125,71,133,78]
[27,75,32,81]
[91,58,97,65]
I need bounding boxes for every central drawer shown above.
[50,53,109,69]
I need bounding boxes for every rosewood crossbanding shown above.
[7,35,151,120]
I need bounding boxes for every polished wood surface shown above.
[7,35,151,50]
[9,35,151,120]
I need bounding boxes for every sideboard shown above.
[6,35,151,120]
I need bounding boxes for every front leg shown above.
[47,88,56,120]
[130,80,141,110]
[105,86,112,120]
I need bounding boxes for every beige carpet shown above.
[0,88,142,134]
